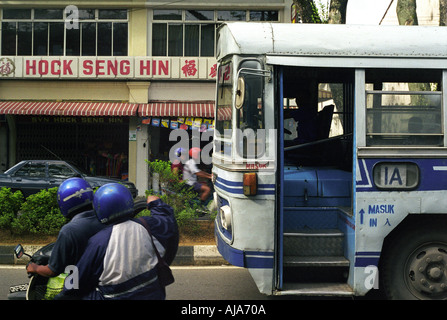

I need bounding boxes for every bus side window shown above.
[365,69,443,147]
[365,79,442,146]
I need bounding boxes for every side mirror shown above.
[14,244,24,259]
[235,76,245,109]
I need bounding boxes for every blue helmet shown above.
[57,178,94,218]
[93,183,134,224]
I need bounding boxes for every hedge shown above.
[0,162,214,236]
[0,187,67,235]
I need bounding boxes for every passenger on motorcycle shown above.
[183,147,212,204]
[57,183,179,300]
[26,178,105,278]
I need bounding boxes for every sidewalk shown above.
[0,244,228,266]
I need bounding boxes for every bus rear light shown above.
[243,172,257,196]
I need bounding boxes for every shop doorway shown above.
[16,116,129,178]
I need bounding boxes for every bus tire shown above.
[381,220,447,300]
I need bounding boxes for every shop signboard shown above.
[0,56,217,80]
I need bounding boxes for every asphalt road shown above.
[167,266,269,300]
[0,265,269,301]
[1,265,381,301]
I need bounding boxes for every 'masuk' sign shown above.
[0,56,217,80]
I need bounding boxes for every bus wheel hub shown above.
[428,266,442,280]
[410,247,447,295]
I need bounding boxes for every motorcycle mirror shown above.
[14,244,24,259]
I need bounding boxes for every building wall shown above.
[0,81,130,101]
[0,0,293,195]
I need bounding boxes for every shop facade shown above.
[0,0,292,195]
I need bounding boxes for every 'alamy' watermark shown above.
[64,265,79,289]
[168,128,277,170]
[364,265,379,290]
[65,5,79,30]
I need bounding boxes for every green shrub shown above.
[146,158,200,223]
[146,159,178,184]
[11,187,67,235]
[144,186,200,226]
[2,159,213,238]
[144,158,206,235]
[0,188,24,229]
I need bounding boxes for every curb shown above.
[172,245,228,266]
[0,245,16,265]
[0,244,227,266]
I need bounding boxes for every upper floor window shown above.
[1,8,128,56]
[151,9,279,57]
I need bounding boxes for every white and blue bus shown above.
[212,22,447,299]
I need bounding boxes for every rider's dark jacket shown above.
[59,199,178,300]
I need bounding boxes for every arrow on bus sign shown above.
[359,209,365,225]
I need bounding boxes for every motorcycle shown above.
[8,243,56,300]
[7,199,148,300]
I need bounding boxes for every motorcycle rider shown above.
[183,147,212,204]
[26,177,105,278]
[57,183,179,300]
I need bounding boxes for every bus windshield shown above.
[215,62,233,158]
[235,60,265,159]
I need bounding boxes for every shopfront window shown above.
[16,116,130,178]
[35,9,63,20]
[217,10,246,21]
[250,11,279,21]
[1,8,128,56]
[152,9,278,57]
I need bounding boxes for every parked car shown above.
[0,160,137,198]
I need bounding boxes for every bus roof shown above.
[217,23,447,68]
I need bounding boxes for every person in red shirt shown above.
[183,147,212,203]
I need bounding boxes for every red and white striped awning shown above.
[139,101,215,118]
[0,101,138,116]
[0,100,219,118]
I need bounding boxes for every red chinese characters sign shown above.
[182,60,198,77]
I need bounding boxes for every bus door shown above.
[276,65,355,295]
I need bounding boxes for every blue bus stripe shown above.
[257,189,275,195]
[354,251,380,267]
[214,181,243,194]
[216,177,275,189]
[216,230,274,269]
[216,177,242,186]
[215,183,275,195]
[355,257,379,267]
[215,177,275,195]
[245,250,274,257]
[356,251,381,256]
